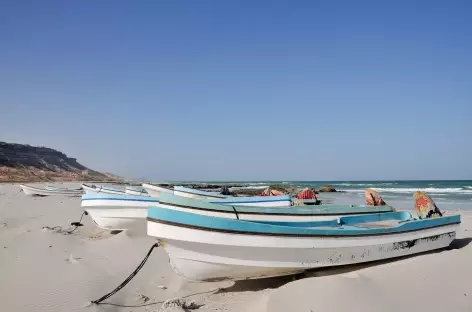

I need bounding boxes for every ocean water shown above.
[232,180,472,211]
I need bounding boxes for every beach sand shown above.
[1,183,471,312]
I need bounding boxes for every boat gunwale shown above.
[158,201,393,216]
[147,217,460,238]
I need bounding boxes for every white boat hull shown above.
[148,220,458,281]
[82,184,125,195]
[81,198,155,233]
[20,184,82,197]
[142,183,173,197]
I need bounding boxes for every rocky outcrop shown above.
[0,141,120,182]
[232,185,298,197]
[317,185,337,192]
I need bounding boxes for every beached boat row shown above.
[20,182,461,282]
[20,183,152,197]
[81,187,458,281]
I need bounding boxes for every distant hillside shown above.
[0,141,122,182]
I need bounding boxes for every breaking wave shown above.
[341,187,472,194]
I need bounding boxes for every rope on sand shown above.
[91,242,161,305]
[42,211,88,234]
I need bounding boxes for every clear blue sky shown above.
[1,1,471,181]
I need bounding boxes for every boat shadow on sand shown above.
[216,237,472,294]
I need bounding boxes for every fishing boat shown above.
[156,193,394,222]
[82,193,292,232]
[147,193,460,281]
[173,186,320,206]
[142,183,173,197]
[45,185,83,191]
[173,186,227,199]
[20,184,83,197]
[125,186,149,196]
[81,194,160,232]
[81,184,126,195]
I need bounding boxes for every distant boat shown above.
[147,205,460,281]
[156,193,394,222]
[45,185,83,191]
[173,186,227,199]
[81,184,125,195]
[173,186,321,206]
[20,184,83,197]
[125,186,149,196]
[142,183,173,197]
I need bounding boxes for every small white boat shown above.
[82,184,125,195]
[125,186,149,196]
[20,184,83,197]
[81,194,160,232]
[45,185,83,191]
[173,186,227,199]
[147,196,460,281]
[142,183,173,197]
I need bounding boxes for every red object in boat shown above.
[297,188,317,200]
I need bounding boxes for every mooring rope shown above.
[91,242,161,305]
[42,211,88,234]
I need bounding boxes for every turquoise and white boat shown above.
[156,193,394,222]
[147,205,460,281]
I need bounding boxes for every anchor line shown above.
[92,242,161,305]
[42,211,88,234]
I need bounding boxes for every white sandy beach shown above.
[1,183,471,312]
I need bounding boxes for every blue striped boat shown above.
[147,205,460,281]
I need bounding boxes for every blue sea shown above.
[229,180,472,211]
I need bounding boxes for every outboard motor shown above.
[414,191,443,219]
[221,186,231,195]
